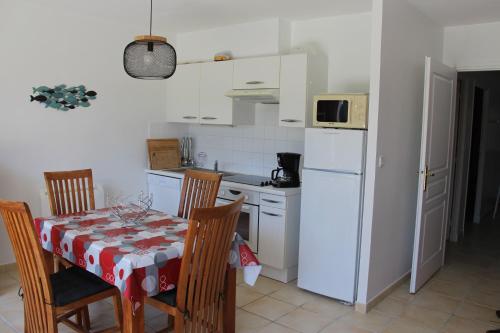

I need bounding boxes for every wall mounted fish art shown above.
[30,85,97,111]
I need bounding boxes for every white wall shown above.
[357,0,444,304]
[292,13,372,93]
[0,2,170,264]
[444,21,500,71]
[175,18,288,63]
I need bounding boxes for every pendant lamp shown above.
[124,0,176,79]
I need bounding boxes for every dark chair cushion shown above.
[152,288,177,306]
[50,266,114,307]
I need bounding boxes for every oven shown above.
[216,186,259,253]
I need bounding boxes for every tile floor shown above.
[1,220,499,332]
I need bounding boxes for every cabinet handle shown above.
[262,211,282,217]
[262,198,282,204]
[246,81,264,85]
[281,119,302,123]
[182,116,198,119]
[229,190,242,195]
[201,116,218,120]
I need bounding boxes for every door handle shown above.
[280,119,302,123]
[421,165,435,192]
[245,81,264,85]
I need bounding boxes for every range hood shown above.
[225,88,280,104]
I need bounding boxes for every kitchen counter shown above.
[145,169,301,197]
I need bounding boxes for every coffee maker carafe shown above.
[271,152,301,188]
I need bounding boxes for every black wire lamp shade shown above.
[124,35,177,79]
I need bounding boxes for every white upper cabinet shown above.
[233,56,281,89]
[199,61,234,125]
[166,64,201,124]
[279,54,308,127]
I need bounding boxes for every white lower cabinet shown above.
[259,206,286,269]
[147,174,181,216]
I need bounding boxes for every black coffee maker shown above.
[271,152,301,188]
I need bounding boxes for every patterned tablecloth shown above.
[34,208,261,306]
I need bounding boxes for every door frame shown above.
[449,73,491,241]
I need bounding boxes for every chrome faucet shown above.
[214,160,218,172]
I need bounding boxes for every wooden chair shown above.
[44,169,95,216]
[177,169,223,219]
[0,200,123,333]
[145,197,244,333]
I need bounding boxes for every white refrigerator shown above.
[298,128,366,304]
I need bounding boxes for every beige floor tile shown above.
[400,304,450,330]
[243,296,296,321]
[412,290,460,313]
[382,318,437,333]
[258,322,300,333]
[144,303,165,320]
[236,309,272,333]
[0,309,24,332]
[0,319,16,333]
[440,315,497,333]
[454,301,500,323]
[270,285,319,306]
[237,285,265,307]
[320,320,374,333]
[337,311,392,332]
[426,279,470,300]
[387,285,415,303]
[146,314,170,332]
[373,297,406,317]
[301,297,352,319]
[247,277,287,295]
[475,276,500,293]
[467,288,500,309]
[277,308,334,333]
[237,270,245,285]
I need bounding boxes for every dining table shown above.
[34,207,261,333]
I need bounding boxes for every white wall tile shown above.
[185,108,305,176]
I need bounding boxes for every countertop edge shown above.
[145,169,301,197]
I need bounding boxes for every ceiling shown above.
[33,0,372,33]
[407,0,500,26]
[29,0,500,32]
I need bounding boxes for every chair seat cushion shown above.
[152,288,177,306]
[50,266,114,307]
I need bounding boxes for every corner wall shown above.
[357,0,444,305]
[0,2,170,264]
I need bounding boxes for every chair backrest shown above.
[44,169,95,216]
[0,200,54,333]
[176,197,243,333]
[177,170,222,219]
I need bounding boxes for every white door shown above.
[410,57,457,293]
[199,61,234,125]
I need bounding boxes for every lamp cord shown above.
[149,0,153,36]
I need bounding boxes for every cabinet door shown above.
[166,64,200,123]
[279,54,308,127]
[259,206,285,269]
[199,61,234,125]
[147,174,182,215]
[233,56,280,89]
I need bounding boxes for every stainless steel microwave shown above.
[313,93,369,129]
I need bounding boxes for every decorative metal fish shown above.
[30,85,97,111]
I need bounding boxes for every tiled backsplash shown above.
[188,104,305,177]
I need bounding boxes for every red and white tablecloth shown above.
[34,208,261,307]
